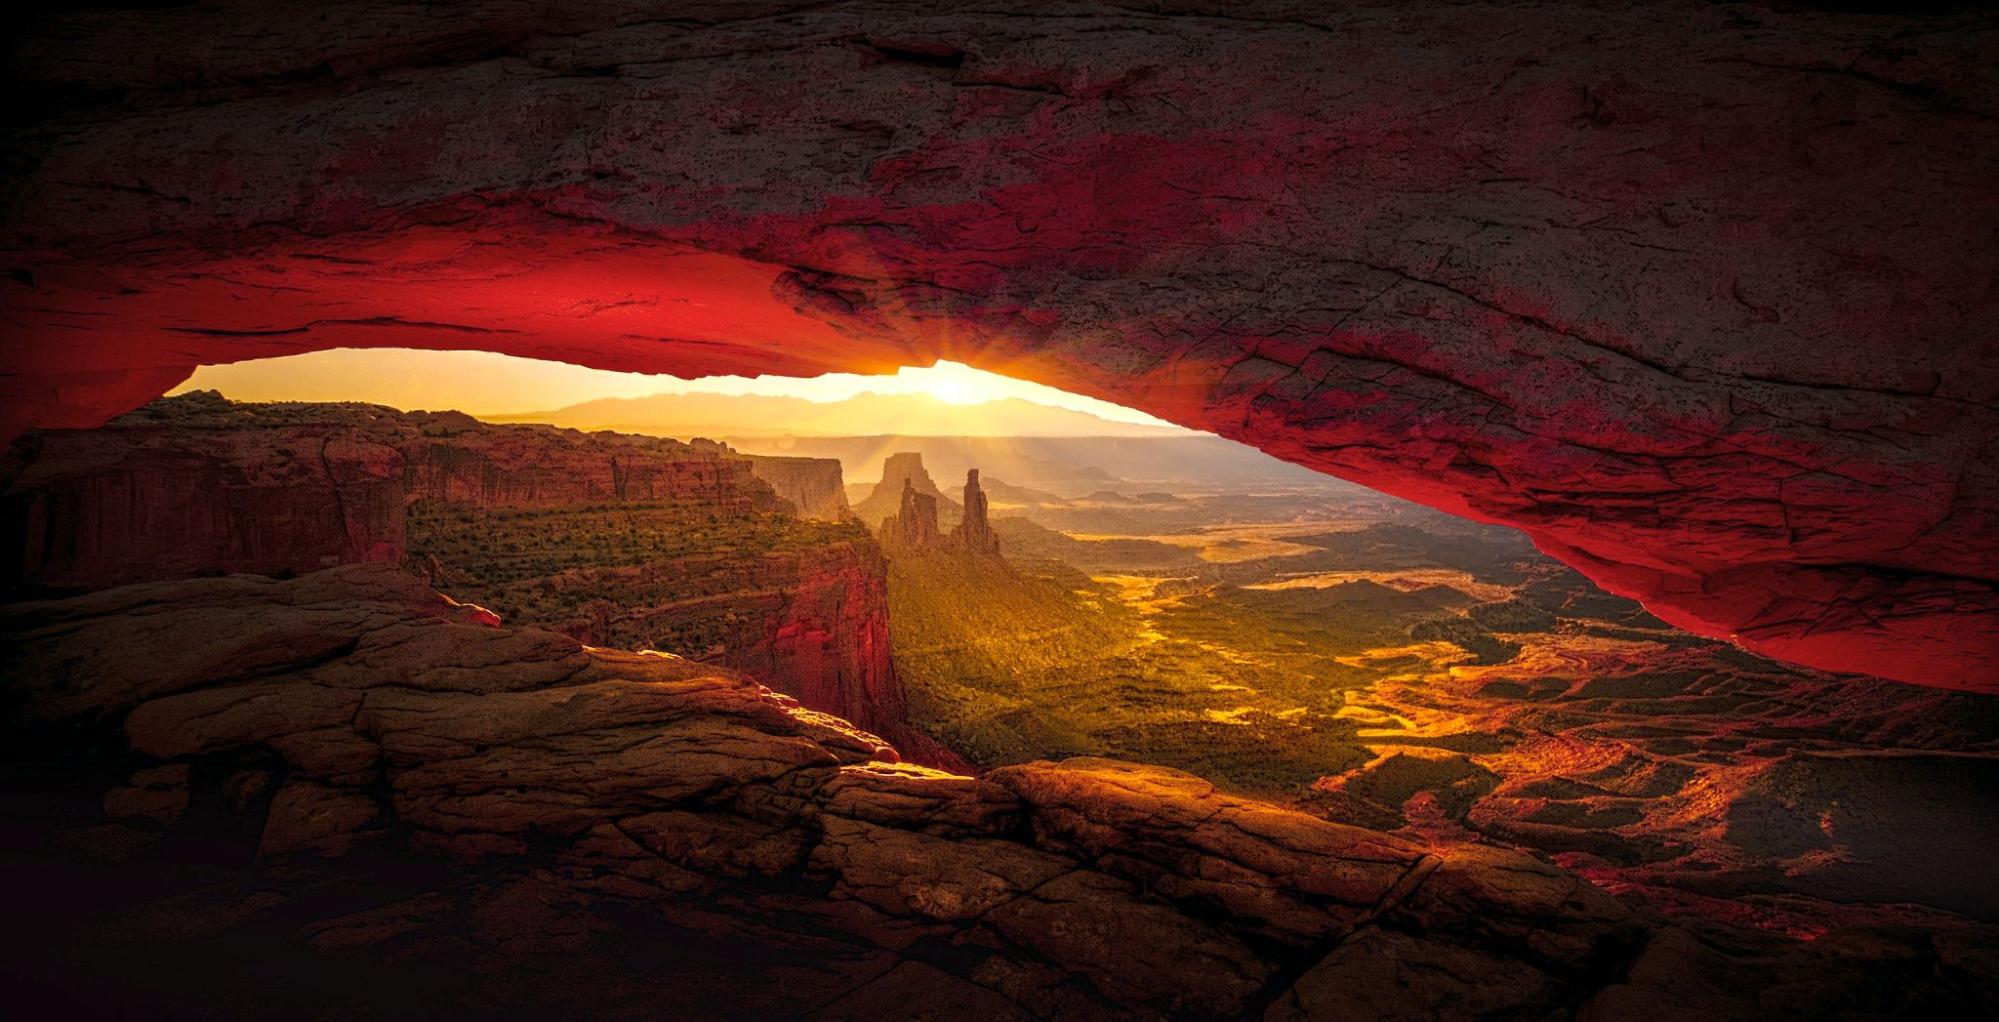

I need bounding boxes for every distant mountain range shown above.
[485,391,1191,439]
[739,435,1336,497]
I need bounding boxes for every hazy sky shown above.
[168,348,1188,430]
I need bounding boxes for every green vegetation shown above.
[406,499,870,653]
[408,500,863,580]
[991,516,1203,572]
[887,552,1404,796]
[886,495,1646,802]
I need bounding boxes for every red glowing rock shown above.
[2,2,1993,687]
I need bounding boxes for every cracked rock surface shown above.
[2,2,1994,686]
[3,564,1995,1017]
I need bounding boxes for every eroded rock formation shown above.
[4,564,1989,1017]
[0,391,776,591]
[854,452,960,529]
[949,468,1002,557]
[0,394,930,755]
[879,479,942,552]
[882,465,1003,559]
[744,454,852,521]
[0,3,1992,684]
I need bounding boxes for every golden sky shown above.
[168,347,1188,430]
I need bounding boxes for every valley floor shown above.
[887,486,1999,939]
[4,564,1995,1019]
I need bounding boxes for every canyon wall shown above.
[744,454,852,520]
[3,1,1992,687]
[0,393,922,753]
[483,536,919,750]
[726,541,909,743]
[6,563,1984,1018]
[0,392,778,592]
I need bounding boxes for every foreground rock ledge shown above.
[3,565,1993,1018]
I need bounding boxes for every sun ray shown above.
[168,348,1193,430]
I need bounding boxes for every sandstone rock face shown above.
[1,402,408,589]
[1,394,925,759]
[4,1,1991,687]
[5,565,1988,1018]
[880,465,1001,559]
[602,538,928,759]
[745,455,851,521]
[461,537,911,744]
[854,452,959,529]
[949,469,1001,557]
[879,479,942,552]
[0,393,775,592]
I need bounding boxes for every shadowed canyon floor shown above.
[3,399,1997,1017]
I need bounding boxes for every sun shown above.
[926,376,979,404]
[914,361,995,405]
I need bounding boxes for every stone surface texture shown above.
[0,2,1993,686]
[4,564,1991,1017]
[0,393,937,757]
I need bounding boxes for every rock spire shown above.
[949,469,1000,557]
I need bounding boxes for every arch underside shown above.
[3,1,1994,688]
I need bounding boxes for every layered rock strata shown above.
[0,392,776,592]
[2,1,1994,686]
[1,394,922,755]
[744,454,851,521]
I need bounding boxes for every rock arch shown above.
[3,1,1994,687]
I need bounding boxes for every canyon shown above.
[878,479,1999,938]
[0,392,919,749]
[1,397,1994,1016]
[1,1,1994,1017]
[4,564,1993,1019]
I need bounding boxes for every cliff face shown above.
[0,392,776,592]
[5,564,1981,1018]
[744,454,850,520]
[510,538,913,749]
[4,3,1992,687]
[1,427,406,590]
[1,394,924,756]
